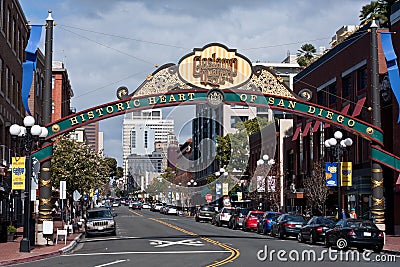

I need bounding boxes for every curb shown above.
[0,233,83,266]
[383,249,400,256]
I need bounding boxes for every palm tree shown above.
[359,0,397,28]
[296,43,317,67]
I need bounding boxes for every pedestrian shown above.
[342,209,347,219]
[349,208,357,219]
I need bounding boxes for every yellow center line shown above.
[149,218,240,266]
[129,210,143,217]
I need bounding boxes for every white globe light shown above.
[187,181,191,186]
[324,140,331,148]
[262,154,269,160]
[215,172,220,176]
[344,138,353,147]
[193,182,197,186]
[257,159,264,165]
[9,124,21,136]
[18,127,26,137]
[328,138,337,146]
[31,125,42,136]
[268,159,275,165]
[23,116,35,127]
[40,127,48,138]
[334,131,343,140]
[223,172,228,176]
[220,168,225,173]
[190,179,194,183]
[340,140,346,147]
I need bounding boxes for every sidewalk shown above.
[0,223,83,266]
[384,235,400,255]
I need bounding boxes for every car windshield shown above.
[286,215,305,222]
[223,209,234,214]
[88,210,112,219]
[201,206,215,212]
[249,212,264,219]
[239,208,249,215]
[318,218,335,225]
[267,213,280,220]
[345,220,378,229]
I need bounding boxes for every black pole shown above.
[38,11,54,223]
[370,20,385,228]
[20,128,33,252]
[336,145,341,216]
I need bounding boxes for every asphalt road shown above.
[11,206,400,267]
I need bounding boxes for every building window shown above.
[231,104,249,109]
[6,8,10,42]
[342,74,352,99]
[12,18,15,50]
[317,90,325,105]
[357,67,367,92]
[5,66,9,100]
[52,75,55,89]
[131,130,136,148]
[51,100,55,114]
[16,81,20,110]
[230,116,248,128]
[328,83,336,105]
[10,74,14,105]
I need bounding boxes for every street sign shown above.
[205,193,212,202]
[60,181,67,200]
[73,190,82,201]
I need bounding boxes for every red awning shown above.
[351,97,366,117]
[292,126,301,141]
[312,121,321,133]
[301,121,313,137]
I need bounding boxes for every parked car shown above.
[215,207,235,227]
[142,203,151,209]
[211,209,222,225]
[112,200,120,207]
[165,206,178,215]
[195,205,216,222]
[228,207,250,229]
[161,205,173,214]
[152,203,164,212]
[257,211,281,234]
[85,208,116,237]
[324,219,384,252]
[271,214,306,239]
[242,210,265,231]
[130,202,142,210]
[297,216,335,244]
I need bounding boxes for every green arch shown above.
[33,89,383,162]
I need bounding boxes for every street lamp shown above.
[9,116,48,252]
[324,130,353,214]
[257,155,275,210]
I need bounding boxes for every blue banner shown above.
[215,181,222,198]
[22,25,43,115]
[325,162,338,187]
[380,32,400,122]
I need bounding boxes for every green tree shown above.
[51,136,111,197]
[359,0,396,28]
[297,43,317,67]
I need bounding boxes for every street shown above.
[11,206,399,267]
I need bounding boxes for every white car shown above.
[142,203,151,209]
[216,207,235,226]
[166,206,178,215]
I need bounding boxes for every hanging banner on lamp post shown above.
[325,162,338,186]
[341,162,352,186]
[12,157,26,190]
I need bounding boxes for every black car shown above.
[228,207,250,229]
[324,219,384,252]
[271,214,306,238]
[297,216,335,244]
[195,205,216,222]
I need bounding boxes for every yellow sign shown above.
[237,192,242,201]
[222,183,229,195]
[178,44,253,89]
[341,162,352,186]
[12,157,26,190]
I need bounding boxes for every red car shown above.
[242,210,265,231]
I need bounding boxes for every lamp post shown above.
[257,155,275,210]
[9,116,48,252]
[186,179,197,211]
[324,130,353,214]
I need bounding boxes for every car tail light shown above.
[316,226,323,233]
[235,217,239,221]
[378,232,384,238]
[347,230,356,236]
[284,223,295,227]
[266,219,270,223]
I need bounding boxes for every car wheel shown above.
[111,229,116,236]
[257,226,261,234]
[228,221,233,229]
[310,232,315,244]
[297,232,305,243]
[279,228,285,239]
[195,217,199,222]
[324,237,331,248]
[336,238,348,250]
[270,228,276,237]
[373,245,383,253]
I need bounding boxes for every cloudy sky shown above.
[19,0,372,165]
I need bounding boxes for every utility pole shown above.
[38,11,54,245]
[370,19,385,230]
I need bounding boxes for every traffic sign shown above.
[205,193,212,202]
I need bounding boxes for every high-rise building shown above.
[81,122,103,154]
[122,109,174,177]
